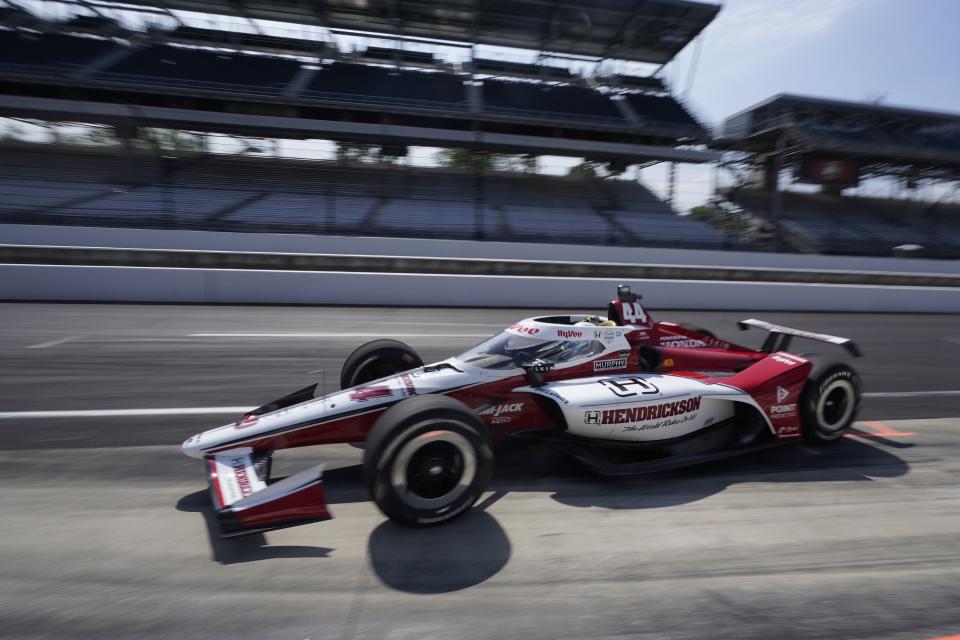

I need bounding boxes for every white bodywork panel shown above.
[183,360,483,456]
[209,448,267,507]
[519,373,757,442]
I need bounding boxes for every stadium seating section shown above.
[481,80,623,123]
[361,46,436,65]
[0,146,730,250]
[0,29,704,134]
[798,122,960,155]
[169,26,330,56]
[0,30,116,70]
[624,92,702,131]
[727,188,960,258]
[472,58,573,80]
[304,63,465,106]
[103,45,301,94]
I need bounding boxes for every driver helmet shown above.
[576,316,616,328]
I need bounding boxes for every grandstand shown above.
[716,94,960,258]
[0,0,727,250]
[0,143,727,248]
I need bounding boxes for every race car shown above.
[182,285,862,537]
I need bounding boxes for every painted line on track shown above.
[25,335,83,349]
[846,421,916,438]
[863,390,960,398]
[0,407,253,420]
[188,333,490,338]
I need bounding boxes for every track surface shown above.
[2,304,960,639]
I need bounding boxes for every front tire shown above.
[340,339,422,389]
[799,360,862,443]
[363,395,493,527]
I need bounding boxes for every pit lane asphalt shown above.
[1,304,959,640]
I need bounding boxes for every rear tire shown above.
[799,360,862,443]
[363,395,493,527]
[340,339,423,389]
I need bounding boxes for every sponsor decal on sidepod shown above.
[479,402,524,424]
[585,397,702,425]
[660,336,706,348]
[770,386,797,418]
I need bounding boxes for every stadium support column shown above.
[160,154,176,229]
[770,133,786,251]
[473,147,485,240]
[667,162,677,209]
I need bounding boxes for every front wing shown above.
[207,448,331,537]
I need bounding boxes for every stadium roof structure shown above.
[93,0,720,64]
[0,26,716,163]
[718,93,960,177]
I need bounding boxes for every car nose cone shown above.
[182,433,205,459]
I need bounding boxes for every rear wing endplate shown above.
[737,318,862,358]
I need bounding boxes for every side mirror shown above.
[521,359,555,387]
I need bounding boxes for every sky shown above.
[644,0,960,210]
[672,0,960,125]
[9,0,960,211]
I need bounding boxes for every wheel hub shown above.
[391,427,477,510]
[816,379,855,431]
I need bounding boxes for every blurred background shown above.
[0,0,957,257]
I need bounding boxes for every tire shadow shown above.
[366,510,511,594]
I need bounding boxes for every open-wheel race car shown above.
[182,286,863,537]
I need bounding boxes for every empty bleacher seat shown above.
[362,47,435,65]
[481,81,623,123]
[0,30,117,71]
[727,188,959,255]
[304,63,465,106]
[99,45,300,93]
[623,93,702,131]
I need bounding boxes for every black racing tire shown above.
[363,395,493,527]
[799,359,862,443]
[340,339,423,389]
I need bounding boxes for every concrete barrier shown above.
[2,245,959,287]
[2,224,959,311]
[3,264,960,312]
[3,222,959,274]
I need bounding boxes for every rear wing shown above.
[737,318,862,358]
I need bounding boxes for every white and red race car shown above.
[183,286,862,537]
